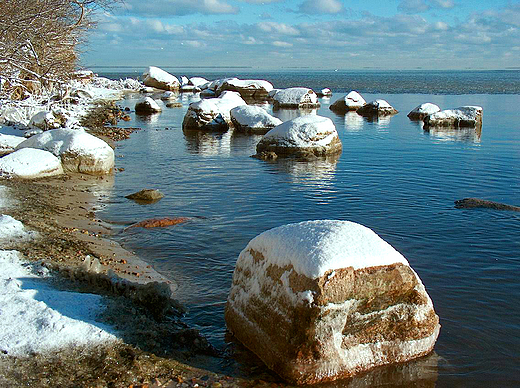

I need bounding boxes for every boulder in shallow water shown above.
[329,91,366,113]
[142,66,180,91]
[273,88,320,109]
[230,105,282,134]
[125,189,164,203]
[357,99,398,116]
[423,106,482,128]
[225,220,440,385]
[0,148,63,179]
[16,128,114,175]
[407,103,441,121]
[255,115,341,159]
[135,97,162,114]
[316,88,333,97]
[216,78,274,100]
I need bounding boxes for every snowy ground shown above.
[0,193,118,357]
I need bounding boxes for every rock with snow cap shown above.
[135,97,162,114]
[0,148,63,179]
[0,134,25,156]
[142,66,180,91]
[28,111,62,130]
[423,106,483,128]
[330,91,366,113]
[180,85,201,93]
[230,105,282,134]
[225,220,440,385]
[15,128,114,175]
[317,88,333,97]
[189,77,209,88]
[182,91,246,131]
[255,115,341,159]
[357,99,398,116]
[408,103,441,121]
[215,78,274,101]
[273,87,320,109]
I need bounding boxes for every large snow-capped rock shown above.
[230,105,282,134]
[215,78,274,100]
[273,88,320,109]
[255,115,341,159]
[142,66,180,91]
[408,103,441,121]
[0,134,25,156]
[189,77,209,88]
[0,148,63,179]
[182,91,246,131]
[225,220,440,385]
[330,91,366,113]
[15,128,114,175]
[135,97,162,114]
[357,99,398,116]
[423,106,483,128]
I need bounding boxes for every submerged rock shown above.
[357,99,398,116]
[255,115,341,159]
[455,198,520,211]
[230,105,282,134]
[273,88,320,109]
[407,103,441,121]
[126,217,190,230]
[329,91,366,113]
[135,97,162,114]
[125,189,164,203]
[0,148,64,179]
[423,106,483,128]
[225,220,440,385]
[16,128,114,175]
[142,66,180,91]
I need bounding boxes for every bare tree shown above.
[0,0,117,99]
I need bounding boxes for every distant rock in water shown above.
[330,91,366,113]
[316,88,332,97]
[125,189,164,203]
[408,103,441,121]
[142,66,180,91]
[230,105,282,134]
[357,99,398,116]
[215,78,274,101]
[225,220,440,385]
[423,106,482,128]
[273,87,320,109]
[455,198,520,211]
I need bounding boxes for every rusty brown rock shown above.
[126,217,190,230]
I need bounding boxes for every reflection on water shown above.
[135,112,161,124]
[362,114,393,129]
[344,112,364,131]
[272,107,318,122]
[183,128,232,156]
[424,126,482,143]
[265,155,339,188]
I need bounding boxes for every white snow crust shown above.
[29,111,61,130]
[242,220,409,279]
[0,148,63,179]
[273,87,318,106]
[427,106,482,121]
[135,97,162,112]
[189,77,209,88]
[409,103,441,116]
[263,115,338,148]
[143,66,179,88]
[218,78,274,93]
[345,91,366,108]
[0,134,25,156]
[230,105,282,130]
[0,215,37,242]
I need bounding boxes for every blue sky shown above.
[83,0,520,70]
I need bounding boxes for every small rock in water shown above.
[126,217,190,230]
[125,189,164,203]
[454,198,520,211]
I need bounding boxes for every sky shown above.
[82,0,520,70]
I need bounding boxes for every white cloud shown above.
[430,0,455,9]
[122,0,239,17]
[298,0,344,15]
[257,22,300,35]
[272,40,293,47]
[398,0,430,14]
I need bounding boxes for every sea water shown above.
[97,69,520,387]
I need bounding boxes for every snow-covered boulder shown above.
[180,76,189,86]
[273,88,320,109]
[135,97,162,114]
[255,115,341,159]
[357,99,398,116]
[28,111,62,130]
[189,77,209,88]
[0,148,63,179]
[330,91,366,113]
[142,66,180,91]
[182,91,246,131]
[408,103,441,121]
[423,106,483,128]
[230,105,282,134]
[160,91,178,100]
[0,134,25,156]
[15,128,114,175]
[215,78,274,100]
[225,220,440,385]
[317,88,333,97]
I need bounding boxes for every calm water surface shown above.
[97,70,520,387]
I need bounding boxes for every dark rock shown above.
[455,198,520,211]
[125,189,164,203]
